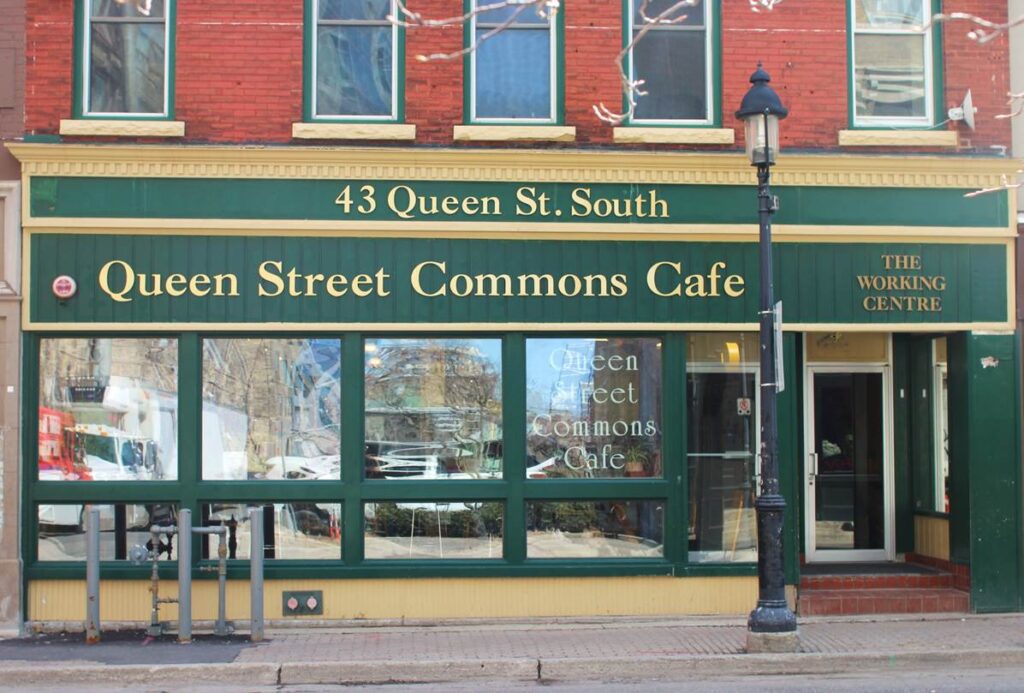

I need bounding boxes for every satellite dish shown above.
[948,90,976,130]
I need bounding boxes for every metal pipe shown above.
[85,507,100,644]
[177,509,192,643]
[249,507,264,642]
[147,524,177,637]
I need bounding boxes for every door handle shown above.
[808,452,818,484]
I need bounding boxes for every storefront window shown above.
[364,502,503,559]
[687,333,758,563]
[202,503,342,559]
[526,337,662,479]
[526,501,664,558]
[38,503,176,561]
[364,338,503,480]
[38,338,178,481]
[933,337,949,513]
[202,339,341,481]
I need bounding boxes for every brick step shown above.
[799,572,954,590]
[797,587,969,616]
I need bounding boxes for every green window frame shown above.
[74,0,176,119]
[24,330,763,582]
[303,0,405,122]
[847,0,943,129]
[464,0,564,124]
[623,0,721,127]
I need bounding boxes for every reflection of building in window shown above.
[364,339,502,479]
[202,339,341,481]
[38,338,178,481]
[87,0,168,114]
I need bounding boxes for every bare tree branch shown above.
[964,173,1023,198]
[929,11,1024,45]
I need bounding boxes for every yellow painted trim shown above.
[452,125,577,142]
[7,143,1018,190]
[58,120,186,137]
[291,123,416,140]
[914,515,951,561]
[838,129,958,148]
[19,219,1017,241]
[23,320,1015,333]
[613,127,735,145]
[28,576,760,621]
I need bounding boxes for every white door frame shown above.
[803,362,895,563]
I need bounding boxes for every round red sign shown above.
[52,275,77,300]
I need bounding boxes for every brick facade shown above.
[22,0,1013,150]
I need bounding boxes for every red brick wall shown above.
[23,0,1013,151]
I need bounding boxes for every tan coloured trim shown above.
[6,143,1020,189]
[613,127,735,145]
[292,122,416,140]
[838,129,958,148]
[19,219,1017,241]
[58,120,186,137]
[452,125,577,142]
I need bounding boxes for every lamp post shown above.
[735,64,799,652]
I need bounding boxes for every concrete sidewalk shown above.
[3,613,1024,686]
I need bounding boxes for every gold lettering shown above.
[165,273,187,297]
[213,273,239,297]
[258,260,285,297]
[684,273,707,297]
[387,185,417,219]
[570,188,592,217]
[411,260,446,297]
[646,261,682,297]
[189,274,211,297]
[518,274,556,297]
[610,274,629,297]
[516,186,538,216]
[98,259,135,303]
[724,274,745,297]
[326,274,348,297]
[476,273,513,297]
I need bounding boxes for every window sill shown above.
[838,129,958,147]
[59,119,185,137]
[292,122,416,141]
[613,127,735,145]
[453,125,576,142]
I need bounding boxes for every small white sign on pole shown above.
[774,301,784,393]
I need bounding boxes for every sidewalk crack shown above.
[537,658,542,680]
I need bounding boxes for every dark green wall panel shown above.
[30,235,1009,326]
[29,177,1009,228]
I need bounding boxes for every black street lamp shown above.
[735,64,799,652]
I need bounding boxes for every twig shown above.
[964,172,1023,198]
[929,11,1024,44]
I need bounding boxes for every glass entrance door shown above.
[805,368,892,562]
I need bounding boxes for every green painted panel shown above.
[30,235,1009,326]
[29,177,1009,228]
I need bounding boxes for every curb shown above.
[3,662,281,687]
[5,649,1024,686]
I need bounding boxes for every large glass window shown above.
[202,503,342,559]
[687,333,758,563]
[851,0,934,125]
[38,338,178,481]
[364,502,503,559]
[38,503,177,561]
[365,338,503,480]
[526,337,662,479]
[85,0,170,115]
[313,0,397,119]
[471,1,555,121]
[628,0,712,123]
[527,501,664,558]
[202,339,341,481]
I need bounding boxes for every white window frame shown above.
[311,0,399,121]
[626,0,714,125]
[469,1,557,123]
[83,0,172,118]
[849,0,935,128]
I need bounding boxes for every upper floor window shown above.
[628,0,714,124]
[311,0,399,120]
[82,0,171,117]
[470,1,557,122]
[850,0,937,126]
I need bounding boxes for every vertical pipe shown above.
[85,507,100,644]
[249,507,264,642]
[177,508,192,643]
[215,530,228,636]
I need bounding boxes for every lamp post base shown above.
[746,629,801,654]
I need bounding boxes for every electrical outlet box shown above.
[282,590,324,616]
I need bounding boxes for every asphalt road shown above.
[3,663,1023,692]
